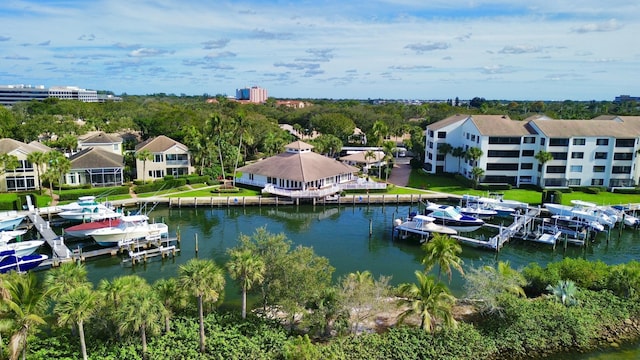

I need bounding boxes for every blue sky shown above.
[1,0,638,100]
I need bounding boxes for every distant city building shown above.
[614,95,640,103]
[235,86,268,103]
[0,84,100,106]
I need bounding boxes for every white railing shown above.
[339,180,387,190]
[262,184,341,198]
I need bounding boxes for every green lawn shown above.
[408,169,640,206]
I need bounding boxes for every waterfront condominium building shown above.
[235,86,268,103]
[0,84,98,106]
[424,114,640,189]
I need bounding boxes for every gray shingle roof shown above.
[80,131,122,144]
[69,147,123,169]
[135,135,188,152]
[0,138,51,155]
[470,115,535,136]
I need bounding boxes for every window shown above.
[5,176,35,191]
[521,150,534,157]
[519,176,532,183]
[113,144,118,151]
[428,130,434,138]
[437,131,446,139]
[571,152,584,159]
[488,137,521,144]
[249,173,254,180]
[596,138,609,146]
[568,179,581,186]
[428,141,433,149]
[595,152,607,159]
[614,152,633,160]
[570,165,582,172]
[466,133,470,140]
[523,137,535,144]
[487,150,520,158]
[549,138,569,146]
[540,138,546,145]
[612,166,632,174]
[591,179,604,186]
[154,154,163,162]
[471,134,476,142]
[593,166,605,173]
[520,163,533,170]
[486,163,519,171]
[436,154,445,161]
[550,152,567,160]
[615,139,635,147]
[573,138,586,145]
[546,166,566,173]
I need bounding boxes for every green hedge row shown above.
[58,186,130,201]
[133,178,187,194]
[185,175,211,184]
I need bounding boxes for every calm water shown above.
[49,203,640,358]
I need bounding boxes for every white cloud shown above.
[571,19,623,33]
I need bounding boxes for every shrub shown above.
[185,175,210,184]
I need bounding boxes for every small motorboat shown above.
[64,218,122,238]
[0,229,28,243]
[423,202,484,232]
[0,239,45,257]
[87,215,169,247]
[0,249,48,273]
[0,211,26,231]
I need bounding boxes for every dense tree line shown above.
[2,95,640,180]
[1,229,639,359]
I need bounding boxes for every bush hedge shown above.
[186,175,211,184]
[134,178,187,194]
[58,186,130,201]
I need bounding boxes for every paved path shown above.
[387,157,412,187]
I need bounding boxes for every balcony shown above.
[165,160,189,166]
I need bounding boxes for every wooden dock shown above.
[487,207,542,251]
[26,212,73,259]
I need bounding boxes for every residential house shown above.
[77,131,123,155]
[236,140,363,198]
[0,138,51,192]
[134,135,193,180]
[340,151,386,175]
[67,147,124,187]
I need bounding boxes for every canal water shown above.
[49,203,640,358]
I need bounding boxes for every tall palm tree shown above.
[54,286,98,360]
[0,153,19,176]
[153,278,185,333]
[363,150,377,175]
[371,120,389,146]
[465,146,483,167]
[26,151,47,195]
[382,140,396,181]
[452,146,466,174]
[227,248,266,319]
[421,233,464,283]
[4,273,51,360]
[116,281,164,359]
[397,271,456,332]
[135,149,153,183]
[47,151,71,194]
[178,258,226,353]
[437,142,453,173]
[471,166,485,188]
[535,150,554,186]
[44,262,90,301]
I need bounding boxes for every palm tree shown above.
[487,261,526,298]
[153,278,185,333]
[26,151,47,195]
[178,258,226,353]
[421,233,464,283]
[227,248,266,319]
[397,271,456,332]
[437,142,453,173]
[47,151,71,194]
[535,150,554,186]
[0,153,19,176]
[382,140,396,181]
[44,262,90,301]
[54,286,98,360]
[363,150,377,175]
[371,120,389,146]
[465,146,483,167]
[471,166,485,188]
[546,280,578,306]
[135,149,153,183]
[452,146,466,174]
[116,281,164,359]
[4,273,51,360]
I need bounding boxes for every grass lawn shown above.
[408,169,640,206]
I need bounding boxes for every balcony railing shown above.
[262,184,341,198]
[165,160,189,166]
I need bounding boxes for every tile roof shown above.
[135,135,188,152]
[69,147,123,169]
[469,115,535,136]
[237,151,358,182]
[530,117,640,138]
[427,114,470,131]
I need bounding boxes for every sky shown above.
[1,1,639,101]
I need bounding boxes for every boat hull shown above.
[0,214,25,231]
[0,240,45,257]
[64,218,122,238]
[0,252,48,273]
[90,223,169,247]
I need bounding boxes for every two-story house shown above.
[134,135,193,180]
[0,139,51,192]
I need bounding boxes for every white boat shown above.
[58,206,121,222]
[0,240,45,257]
[544,200,616,227]
[0,229,28,243]
[394,214,458,240]
[461,194,526,217]
[0,250,48,273]
[87,215,169,247]
[423,202,484,232]
[0,211,26,231]
[456,203,498,219]
[64,218,122,238]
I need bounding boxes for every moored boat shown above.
[0,229,28,243]
[423,202,484,232]
[0,249,48,273]
[0,239,45,257]
[0,211,26,231]
[393,214,457,241]
[87,215,169,247]
[64,218,122,238]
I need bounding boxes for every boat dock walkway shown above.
[26,212,73,260]
[486,207,542,251]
